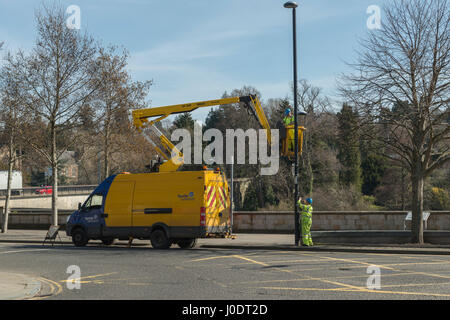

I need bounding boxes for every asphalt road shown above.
[1,241,450,300]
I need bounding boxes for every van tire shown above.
[177,238,197,249]
[101,238,115,246]
[72,228,88,247]
[150,229,170,249]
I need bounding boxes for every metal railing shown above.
[0,185,97,198]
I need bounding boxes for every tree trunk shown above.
[1,134,14,233]
[104,124,110,179]
[104,150,109,179]
[410,166,424,244]
[401,166,406,210]
[51,124,58,227]
[257,177,264,208]
[52,162,58,226]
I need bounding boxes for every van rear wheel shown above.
[150,229,170,249]
[177,238,197,249]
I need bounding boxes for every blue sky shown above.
[0,0,389,121]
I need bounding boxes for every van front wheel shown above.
[150,229,170,249]
[72,228,88,247]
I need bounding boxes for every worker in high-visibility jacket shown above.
[298,197,313,246]
[283,108,295,151]
[283,108,294,126]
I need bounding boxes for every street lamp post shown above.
[284,1,301,246]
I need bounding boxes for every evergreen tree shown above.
[173,112,194,130]
[337,104,361,189]
[360,139,387,196]
[361,153,386,195]
[243,182,258,211]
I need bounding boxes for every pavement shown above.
[1,229,449,253]
[1,229,449,300]
[0,271,41,300]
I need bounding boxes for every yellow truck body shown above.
[66,170,231,248]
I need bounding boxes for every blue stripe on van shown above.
[94,174,117,199]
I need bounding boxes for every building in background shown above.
[59,151,79,184]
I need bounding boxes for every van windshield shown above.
[84,194,103,210]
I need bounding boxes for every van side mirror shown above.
[78,202,81,210]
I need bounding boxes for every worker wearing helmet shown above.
[283,108,294,126]
[283,108,295,152]
[298,197,314,246]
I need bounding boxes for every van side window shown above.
[85,194,103,210]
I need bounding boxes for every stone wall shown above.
[0,210,73,229]
[2,209,449,232]
[232,211,450,232]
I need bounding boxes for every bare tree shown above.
[5,3,99,226]
[89,46,151,179]
[340,0,449,243]
[0,63,27,233]
[295,80,332,196]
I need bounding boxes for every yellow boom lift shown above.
[132,95,273,172]
[132,95,305,168]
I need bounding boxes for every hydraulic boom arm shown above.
[132,95,272,172]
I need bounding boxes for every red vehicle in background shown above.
[35,186,52,195]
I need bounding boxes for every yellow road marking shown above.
[258,286,450,298]
[30,277,63,299]
[232,255,270,266]
[299,252,450,292]
[377,261,450,267]
[300,252,450,281]
[406,271,450,280]
[254,258,337,264]
[60,272,118,283]
[0,249,49,254]
[300,253,397,271]
[43,277,63,295]
[234,253,450,296]
[77,280,105,284]
[190,252,450,297]
[190,255,235,262]
[231,254,366,292]
[280,261,450,271]
[380,281,450,289]
[227,271,436,286]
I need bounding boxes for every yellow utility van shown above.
[66,170,230,249]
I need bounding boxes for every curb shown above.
[1,238,449,255]
[0,239,73,245]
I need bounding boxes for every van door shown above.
[103,181,135,237]
[132,176,172,229]
[79,193,103,238]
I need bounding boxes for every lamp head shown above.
[284,1,298,9]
